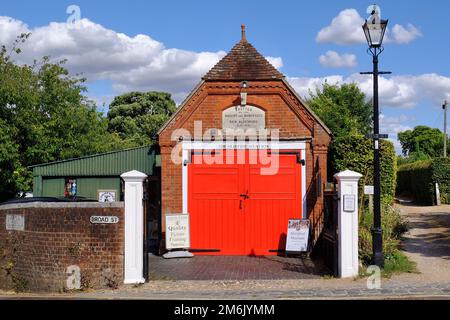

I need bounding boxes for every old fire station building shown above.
[157,26,331,256]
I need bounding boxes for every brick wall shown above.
[158,80,331,247]
[0,202,124,292]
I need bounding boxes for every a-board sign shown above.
[90,216,119,224]
[285,219,310,253]
[165,214,190,250]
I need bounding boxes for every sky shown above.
[1,0,449,153]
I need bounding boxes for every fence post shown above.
[334,170,362,278]
[121,170,147,284]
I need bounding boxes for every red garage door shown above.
[188,149,302,255]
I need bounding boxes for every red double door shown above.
[188,149,302,255]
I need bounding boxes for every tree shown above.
[398,125,446,159]
[107,91,177,146]
[0,34,124,200]
[306,83,373,138]
[0,119,20,197]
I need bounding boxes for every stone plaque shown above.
[6,214,25,231]
[222,105,265,130]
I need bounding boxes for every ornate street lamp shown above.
[362,15,388,48]
[361,5,391,268]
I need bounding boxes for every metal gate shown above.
[322,185,338,276]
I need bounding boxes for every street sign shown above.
[366,134,389,139]
[90,216,119,224]
[364,186,374,195]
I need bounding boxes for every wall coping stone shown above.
[0,201,124,211]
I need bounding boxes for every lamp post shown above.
[443,100,448,158]
[361,5,390,267]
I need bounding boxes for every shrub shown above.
[330,135,397,205]
[359,205,409,266]
[431,158,450,203]
[397,157,449,204]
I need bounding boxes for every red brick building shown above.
[158,27,331,255]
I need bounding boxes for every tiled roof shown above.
[203,27,284,81]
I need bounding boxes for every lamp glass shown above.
[363,19,388,48]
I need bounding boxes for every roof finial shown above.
[241,24,247,42]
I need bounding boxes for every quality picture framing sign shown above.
[285,219,310,253]
[165,214,190,250]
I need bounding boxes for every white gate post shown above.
[334,170,362,278]
[121,170,147,284]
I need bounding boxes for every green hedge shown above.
[397,157,450,205]
[330,135,397,205]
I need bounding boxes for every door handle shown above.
[239,199,243,210]
[240,194,249,199]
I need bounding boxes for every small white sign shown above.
[165,214,190,250]
[343,195,356,212]
[286,219,310,252]
[90,216,119,224]
[364,186,374,195]
[6,214,25,231]
[98,190,117,202]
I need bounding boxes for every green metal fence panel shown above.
[33,176,43,197]
[42,178,65,197]
[76,177,121,200]
[31,145,157,177]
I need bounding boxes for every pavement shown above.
[1,203,449,300]
[147,254,325,281]
[395,203,450,283]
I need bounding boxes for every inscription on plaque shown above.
[222,105,265,130]
[6,214,25,231]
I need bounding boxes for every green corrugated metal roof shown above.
[31,145,159,177]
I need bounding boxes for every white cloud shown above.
[266,56,283,69]
[0,16,285,104]
[379,114,413,153]
[1,14,445,135]
[0,16,26,45]
[0,16,227,103]
[388,24,423,44]
[319,51,357,68]
[316,9,365,45]
[316,9,422,45]
[286,75,345,98]
[287,73,450,109]
[351,73,450,108]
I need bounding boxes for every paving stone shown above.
[148,255,326,281]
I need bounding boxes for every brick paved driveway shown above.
[148,254,327,280]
